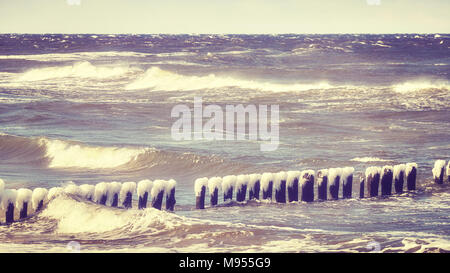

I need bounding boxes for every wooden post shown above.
[236,175,249,202]
[16,188,32,220]
[287,171,300,202]
[94,182,109,205]
[208,177,221,206]
[222,175,236,202]
[300,170,315,202]
[432,160,446,185]
[248,174,261,200]
[405,163,418,191]
[365,167,381,197]
[274,171,287,203]
[317,169,328,201]
[359,177,365,198]
[137,179,152,209]
[195,177,208,209]
[151,180,165,210]
[2,189,17,224]
[32,188,48,212]
[261,173,274,200]
[342,167,354,199]
[328,168,342,200]
[165,179,177,211]
[109,182,122,207]
[120,182,136,209]
[393,164,406,194]
[381,166,393,196]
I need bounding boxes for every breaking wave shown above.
[392,80,450,93]
[0,134,237,175]
[125,67,334,92]
[17,61,134,81]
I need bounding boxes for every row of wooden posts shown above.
[195,160,450,209]
[0,179,177,224]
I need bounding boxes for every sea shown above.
[0,33,449,252]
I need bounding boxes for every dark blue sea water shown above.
[0,34,449,252]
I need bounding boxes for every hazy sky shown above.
[0,0,449,34]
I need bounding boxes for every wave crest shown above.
[18,61,133,81]
[126,67,334,92]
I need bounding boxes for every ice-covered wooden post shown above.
[94,182,109,205]
[328,168,342,200]
[342,167,354,199]
[381,166,393,196]
[248,174,261,200]
[16,188,32,219]
[120,182,136,209]
[79,184,94,201]
[32,188,48,212]
[300,170,315,202]
[365,167,381,197]
[405,163,418,190]
[195,177,208,209]
[222,175,236,202]
[47,187,63,201]
[208,177,221,206]
[317,169,328,201]
[274,171,287,203]
[287,171,300,202]
[359,177,365,198]
[165,179,177,211]
[261,173,274,200]
[137,179,152,209]
[236,175,249,202]
[393,164,406,194]
[447,161,450,183]
[109,182,122,207]
[151,180,165,210]
[64,184,80,196]
[2,189,17,224]
[432,160,446,185]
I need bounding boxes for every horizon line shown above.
[1,32,448,35]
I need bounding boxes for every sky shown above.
[0,0,449,34]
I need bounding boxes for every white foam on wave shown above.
[351,157,390,163]
[18,61,133,82]
[39,194,184,234]
[125,67,334,92]
[392,80,450,93]
[0,51,148,62]
[39,138,149,169]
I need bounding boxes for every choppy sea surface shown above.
[0,34,449,252]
